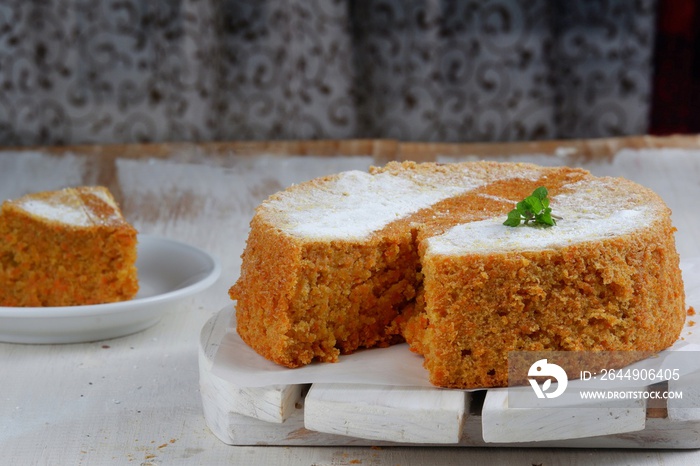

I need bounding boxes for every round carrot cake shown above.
[229,161,685,388]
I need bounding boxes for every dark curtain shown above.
[650,0,700,135]
[0,0,657,146]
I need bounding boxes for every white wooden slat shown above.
[199,307,303,429]
[467,414,700,449]
[205,404,404,446]
[668,371,700,421]
[303,383,467,444]
[481,388,647,443]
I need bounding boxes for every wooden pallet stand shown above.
[199,307,700,448]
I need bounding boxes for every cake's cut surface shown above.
[229,161,685,388]
[0,186,139,307]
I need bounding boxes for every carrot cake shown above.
[229,161,685,388]
[0,186,139,307]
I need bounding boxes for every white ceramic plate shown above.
[0,235,221,344]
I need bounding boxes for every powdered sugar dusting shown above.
[91,188,118,210]
[19,198,91,227]
[477,193,512,204]
[13,187,126,227]
[265,170,471,240]
[265,165,540,240]
[427,178,654,255]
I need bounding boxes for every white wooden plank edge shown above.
[668,370,700,421]
[464,414,700,449]
[199,306,234,370]
[481,387,647,443]
[199,308,302,425]
[203,398,404,446]
[304,383,466,444]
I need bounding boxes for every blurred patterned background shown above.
[0,0,691,146]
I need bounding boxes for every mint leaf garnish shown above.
[503,186,557,227]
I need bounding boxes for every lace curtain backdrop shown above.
[0,0,658,146]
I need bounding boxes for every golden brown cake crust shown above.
[0,186,139,307]
[229,161,685,388]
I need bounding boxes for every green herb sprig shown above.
[503,186,558,227]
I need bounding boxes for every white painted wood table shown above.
[3,137,700,465]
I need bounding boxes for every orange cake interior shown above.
[229,161,685,388]
[0,186,139,307]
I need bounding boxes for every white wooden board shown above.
[304,384,466,444]
[199,307,700,448]
[481,387,646,443]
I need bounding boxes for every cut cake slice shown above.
[0,186,139,307]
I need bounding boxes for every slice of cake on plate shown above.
[229,161,685,389]
[0,186,139,307]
